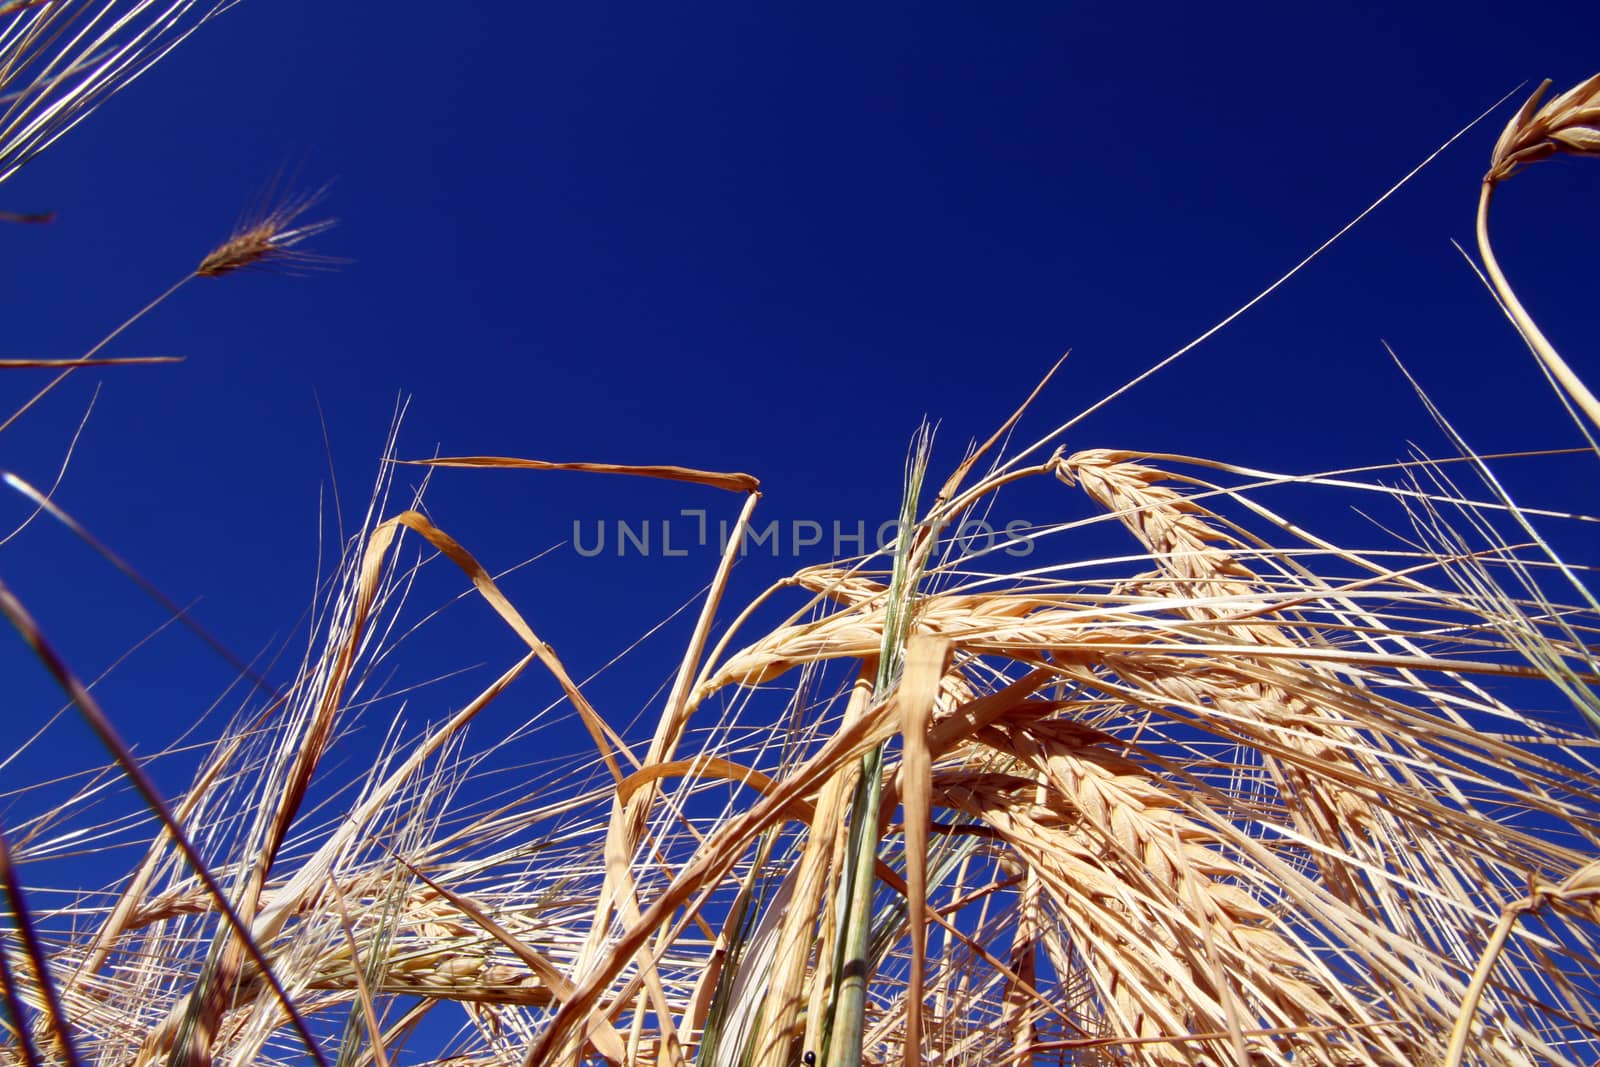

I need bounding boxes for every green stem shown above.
[824,745,886,1067]
[824,426,933,1067]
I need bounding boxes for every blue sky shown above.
[4,1,1600,807]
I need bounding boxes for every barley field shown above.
[2,5,1600,1066]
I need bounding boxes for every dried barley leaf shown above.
[403,455,759,494]
[0,356,181,368]
[896,634,949,1067]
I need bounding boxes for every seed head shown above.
[1488,72,1600,183]
[196,186,338,278]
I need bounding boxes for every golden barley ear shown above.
[1487,72,1600,182]
[196,185,340,278]
[1477,71,1600,435]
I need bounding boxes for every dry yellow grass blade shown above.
[368,509,636,783]
[0,356,181,368]
[615,758,784,814]
[401,456,761,494]
[895,635,950,1067]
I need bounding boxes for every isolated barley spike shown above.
[196,186,337,278]
[1477,71,1600,432]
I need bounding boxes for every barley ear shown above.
[196,186,339,278]
[1478,72,1600,435]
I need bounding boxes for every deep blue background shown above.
[3,2,1599,842]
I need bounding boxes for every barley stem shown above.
[1475,178,1600,433]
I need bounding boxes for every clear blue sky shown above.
[4,2,1598,807]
